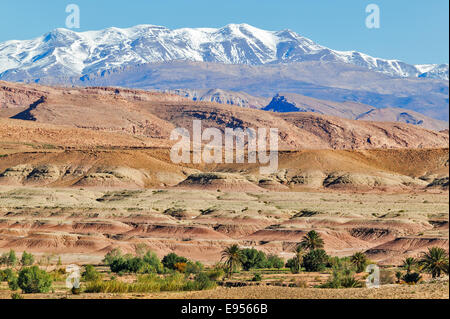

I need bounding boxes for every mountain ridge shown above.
[0,23,448,82]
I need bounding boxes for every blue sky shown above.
[0,0,448,64]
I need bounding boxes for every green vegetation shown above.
[11,293,23,299]
[206,267,226,281]
[241,248,267,271]
[0,268,15,282]
[402,272,422,285]
[302,249,329,272]
[20,251,34,267]
[266,254,284,269]
[17,266,52,293]
[320,257,364,288]
[48,268,67,282]
[104,249,164,274]
[0,250,17,267]
[300,230,324,250]
[0,243,445,295]
[251,273,262,282]
[82,265,102,282]
[223,248,285,271]
[402,257,417,274]
[221,244,243,278]
[419,247,449,278]
[286,245,305,274]
[350,252,368,273]
[85,271,216,293]
[1,268,19,291]
[162,253,188,271]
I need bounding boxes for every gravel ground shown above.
[1,281,448,299]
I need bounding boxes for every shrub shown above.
[0,268,15,282]
[106,250,164,274]
[162,253,188,270]
[0,253,7,266]
[103,248,122,266]
[82,265,102,282]
[327,256,353,269]
[340,276,364,288]
[302,249,329,272]
[8,276,19,291]
[251,273,262,282]
[18,266,52,293]
[188,273,216,290]
[48,268,66,282]
[206,268,225,281]
[185,261,204,275]
[5,250,17,267]
[320,266,363,288]
[174,262,187,273]
[240,248,267,271]
[286,258,301,274]
[20,251,34,266]
[11,293,23,299]
[265,254,284,269]
[142,251,164,273]
[402,272,422,285]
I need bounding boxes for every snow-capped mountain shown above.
[0,23,448,81]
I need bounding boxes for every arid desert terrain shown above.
[0,81,448,298]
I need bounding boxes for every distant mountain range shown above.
[0,24,448,123]
[0,23,448,81]
[261,93,448,131]
[159,89,447,131]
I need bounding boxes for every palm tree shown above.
[419,247,449,278]
[221,244,243,278]
[292,245,306,273]
[402,257,417,274]
[350,252,368,273]
[300,230,324,250]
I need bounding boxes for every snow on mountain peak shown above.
[0,24,447,81]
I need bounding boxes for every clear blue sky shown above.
[0,0,448,64]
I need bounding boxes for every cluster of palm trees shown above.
[291,230,324,273]
[220,229,448,284]
[399,247,449,283]
[220,230,325,277]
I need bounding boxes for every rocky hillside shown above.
[1,81,448,151]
